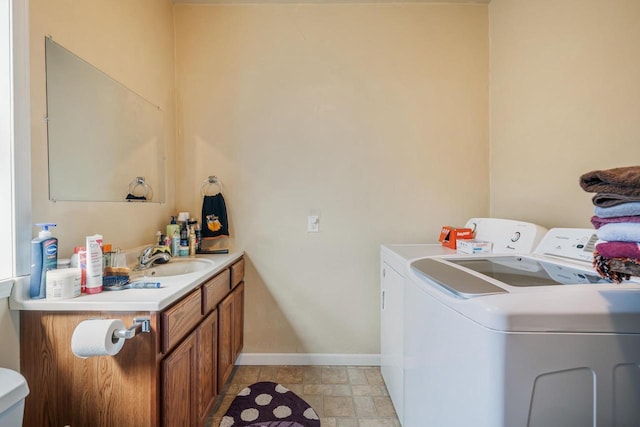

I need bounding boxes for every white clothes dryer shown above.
[380,218,548,425]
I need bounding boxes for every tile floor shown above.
[206,365,401,427]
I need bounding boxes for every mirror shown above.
[45,37,165,203]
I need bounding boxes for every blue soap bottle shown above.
[29,223,58,299]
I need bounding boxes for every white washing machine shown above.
[404,228,640,427]
[380,218,548,425]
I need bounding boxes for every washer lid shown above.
[409,256,640,333]
[446,256,610,287]
[411,258,508,298]
[0,368,29,413]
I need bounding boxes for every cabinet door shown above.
[162,332,198,427]
[197,309,218,426]
[162,288,203,353]
[231,258,245,288]
[232,282,244,359]
[380,261,405,424]
[217,282,245,391]
[218,290,234,391]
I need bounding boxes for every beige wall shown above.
[29,0,177,256]
[175,4,489,354]
[13,0,638,362]
[489,0,640,228]
[0,0,176,371]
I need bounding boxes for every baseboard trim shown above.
[236,353,380,366]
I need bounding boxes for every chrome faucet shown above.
[136,246,171,270]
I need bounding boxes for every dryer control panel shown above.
[464,218,548,254]
[533,228,598,263]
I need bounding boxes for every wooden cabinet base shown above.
[20,311,160,427]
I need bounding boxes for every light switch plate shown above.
[307,215,320,233]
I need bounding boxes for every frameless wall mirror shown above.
[45,36,165,203]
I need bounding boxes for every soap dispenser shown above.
[29,223,58,299]
[166,216,180,245]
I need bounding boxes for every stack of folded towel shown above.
[580,165,640,283]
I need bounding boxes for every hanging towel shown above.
[596,222,640,242]
[594,202,640,218]
[201,193,229,239]
[595,242,640,259]
[590,215,640,229]
[580,165,640,196]
[592,193,640,207]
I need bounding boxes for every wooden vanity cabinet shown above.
[20,256,244,427]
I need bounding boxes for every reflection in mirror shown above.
[45,37,165,203]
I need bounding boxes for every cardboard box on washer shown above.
[438,226,473,249]
[456,239,492,255]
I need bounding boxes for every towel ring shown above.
[201,176,223,197]
[126,177,153,201]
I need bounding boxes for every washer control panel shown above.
[533,228,598,263]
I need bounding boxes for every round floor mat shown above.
[219,381,320,427]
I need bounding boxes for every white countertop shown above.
[10,251,244,312]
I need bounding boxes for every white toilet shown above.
[0,368,29,427]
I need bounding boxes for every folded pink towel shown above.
[591,215,640,229]
[595,241,640,259]
[580,166,640,196]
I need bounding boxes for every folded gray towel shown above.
[580,166,640,196]
[592,193,640,207]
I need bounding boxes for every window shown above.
[1,0,13,281]
[0,0,30,286]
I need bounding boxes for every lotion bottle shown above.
[171,228,180,256]
[85,234,103,294]
[30,223,58,299]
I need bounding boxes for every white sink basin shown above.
[132,258,214,279]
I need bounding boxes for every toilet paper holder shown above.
[113,317,151,340]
